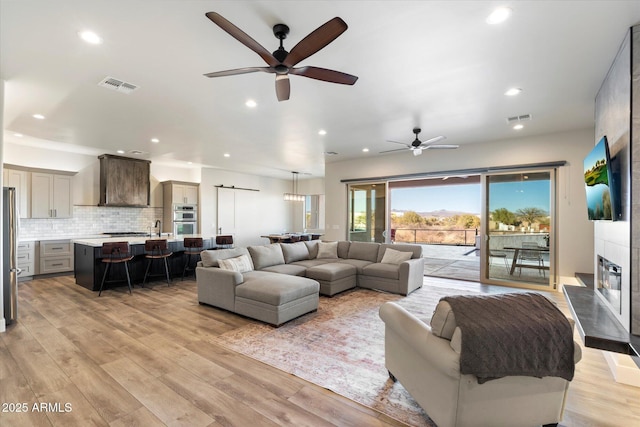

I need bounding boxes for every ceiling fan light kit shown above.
[204,12,358,102]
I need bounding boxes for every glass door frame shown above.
[347,181,388,243]
[480,168,558,290]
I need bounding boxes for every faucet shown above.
[155,220,161,237]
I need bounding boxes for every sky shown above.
[389,180,550,214]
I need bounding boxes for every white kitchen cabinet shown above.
[31,172,73,218]
[17,241,36,279]
[3,167,30,218]
[163,181,199,205]
[39,240,73,274]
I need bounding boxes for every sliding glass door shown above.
[348,183,387,243]
[481,170,555,289]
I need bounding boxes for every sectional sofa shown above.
[195,240,424,325]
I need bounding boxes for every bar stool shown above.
[182,237,203,280]
[142,239,173,287]
[98,242,134,296]
[216,235,234,249]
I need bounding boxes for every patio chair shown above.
[519,242,545,277]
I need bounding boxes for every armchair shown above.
[379,300,582,427]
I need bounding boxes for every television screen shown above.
[584,136,615,220]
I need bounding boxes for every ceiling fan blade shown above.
[275,75,290,101]
[282,17,348,67]
[420,135,447,145]
[290,66,358,85]
[204,67,274,78]
[206,12,279,67]
[385,140,411,147]
[379,147,409,154]
[425,144,459,149]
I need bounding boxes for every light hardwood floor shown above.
[1,275,639,426]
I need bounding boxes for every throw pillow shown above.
[380,248,413,265]
[317,241,338,259]
[218,254,254,273]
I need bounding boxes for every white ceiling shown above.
[2,1,640,179]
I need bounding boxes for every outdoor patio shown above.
[421,244,549,285]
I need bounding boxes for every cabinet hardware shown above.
[51,263,63,267]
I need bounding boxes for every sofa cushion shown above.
[281,241,310,263]
[200,247,252,268]
[362,262,400,280]
[304,240,320,259]
[261,263,307,276]
[430,300,457,340]
[306,262,356,282]
[291,259,334,268]
[218,254,253,273]
[347,241,380,262]
[377,243,422,262]
[248,244,285,270]
[236,273,319,306]
[380,248,413,265]
[317,241,338,259]
[337,241,351,259]
[337,259,373,275]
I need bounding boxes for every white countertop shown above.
[72,234,215,247]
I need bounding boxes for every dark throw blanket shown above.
[442,292,575,384]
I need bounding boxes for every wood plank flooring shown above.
[1,275,639,426]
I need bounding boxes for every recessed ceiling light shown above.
[187,161,193,165]
[318,129,327,136]
[224,153,230,158]
[486,7,512,25]
[505,87,522,96]
[32,114,45,120]
[245,99,257,108]
[14,133,23,137]
[116,150,125,154]
[362,148,369,152]
[78,30,102,45]
[513,124,524,130]
[150,138,159,143]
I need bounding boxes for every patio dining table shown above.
[503,245,550,275]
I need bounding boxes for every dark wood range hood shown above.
[98,154,150,207]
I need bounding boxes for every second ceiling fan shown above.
[203,12,358,101]
[381,128,459,156]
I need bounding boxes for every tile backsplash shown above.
[19,205,164,239]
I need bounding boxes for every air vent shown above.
[129,150,144,155]
[324,151,338,156]
[506,114,532,123]
[98,76,139,94]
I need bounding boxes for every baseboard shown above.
[603,351,640,387]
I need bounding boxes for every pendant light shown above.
[284,171,305,202]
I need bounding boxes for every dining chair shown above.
[489,250,510,272]
[519,241,545,276]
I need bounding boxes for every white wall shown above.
[200,168,296,248]
[324,128,595,285]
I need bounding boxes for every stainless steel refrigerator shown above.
[3,187,19,325]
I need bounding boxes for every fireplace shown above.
[597,256,622,315]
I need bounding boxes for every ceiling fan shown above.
[380,127,459,156]
[203,12,358,101]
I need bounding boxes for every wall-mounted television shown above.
[584,136,616,221]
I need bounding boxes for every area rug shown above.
[212,285,479,426]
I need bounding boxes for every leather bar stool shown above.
[182,237,203,280]
[98,241,134,296]
[142,239,173,287]
[216,235,234,249]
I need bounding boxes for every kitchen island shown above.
[73,235,216,291]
